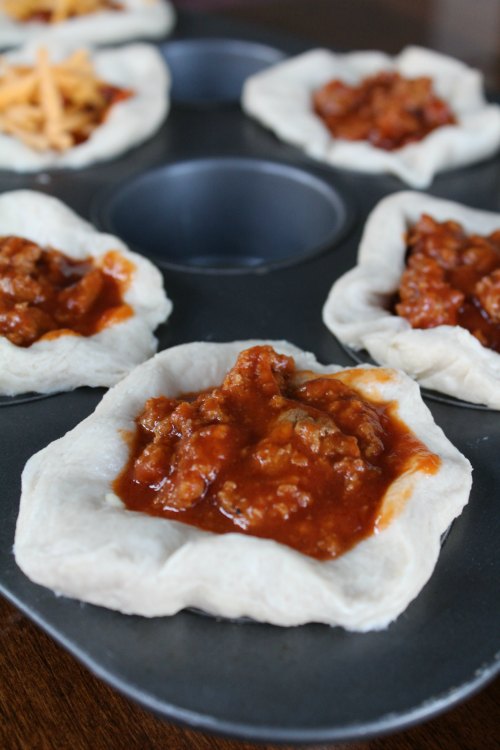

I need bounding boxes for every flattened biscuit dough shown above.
[0,42,169,171]
[0,0,175,48]
[242,46,500,188]
[323,192,500,409]
[15,340,471,631]
[0,190,172,394]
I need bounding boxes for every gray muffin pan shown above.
[94,157,349,272]
[160,38,285,105]
[0,9,498,746]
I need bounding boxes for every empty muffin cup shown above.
[160,39,286,105]
[94,157,349,273]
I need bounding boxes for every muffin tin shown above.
[162,38,285,105]
[94,157,349,271]
[0,10,499,744]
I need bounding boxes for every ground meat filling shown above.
[394,214,500,352]
[313,72,456,151]
[114,345,437,560]
[0,235,133,347]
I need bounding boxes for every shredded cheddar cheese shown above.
[0,47,133,152]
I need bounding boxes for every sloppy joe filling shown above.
[114,346,439,560]
[0,235,133,347]
[2,0,122,24]
[313,72,455,151]
[394,214,500,352]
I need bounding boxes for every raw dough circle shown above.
[243,46,500,187]
[0,190,172,394]
[0,0,175,48]
[15,340,471,630]
[0,42,170,171]
[323,191,500,409]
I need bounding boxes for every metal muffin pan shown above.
[160,38,286,105]
[0,10,499,745]
[93,157,349,272]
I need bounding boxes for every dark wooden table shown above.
[1,595,499,748]
[1,2,499,748]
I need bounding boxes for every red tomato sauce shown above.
[0,236,134,347]
[114,346,440,560]
[313,72,455,151]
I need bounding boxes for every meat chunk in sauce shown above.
[394,215,500,351]
[475,269,500,324]
[115,346,438,560]
[396,254,465,328]
[313,72,456,151]
[0,236,132,347]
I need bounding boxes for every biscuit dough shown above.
[0,0,175,47]
[0,42,169,171]
[0,190,172,394]
[15,340,472,630]
[323,192,500,409]
[242,47,500,188]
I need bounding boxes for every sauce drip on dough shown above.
[114,346,439,560]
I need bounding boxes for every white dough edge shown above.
[15,339,472,631]
[242,46,500,188]
[0,190,172,394]
[323,192,500,409]
[0,41,170,171]
[0,0,175,47]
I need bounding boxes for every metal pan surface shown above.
[0,11,499,744]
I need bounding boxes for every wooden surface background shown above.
[1,1,499,748]
[1,596,499,749]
